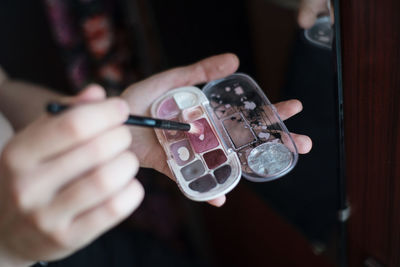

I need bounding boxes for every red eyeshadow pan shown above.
[187,118,219,153]
[203,149,227,169]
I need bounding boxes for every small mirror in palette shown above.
[151,73,298,201]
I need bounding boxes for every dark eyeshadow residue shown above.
[206,81,266,130]
[272,132,282,139]
[214,165,232,184]
[189,174,217,193]
[206,80,284,144]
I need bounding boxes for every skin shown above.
[0,54,312,266]
[298,0,334,29]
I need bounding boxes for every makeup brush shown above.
[46,102,203,134]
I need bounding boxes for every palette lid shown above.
[202,73,298,182]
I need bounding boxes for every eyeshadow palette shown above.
[151,73,298,201]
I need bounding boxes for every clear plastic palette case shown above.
[151,73,298,201]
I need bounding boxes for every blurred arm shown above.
[0,67,61,130]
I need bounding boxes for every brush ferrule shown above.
[160,120,190,131]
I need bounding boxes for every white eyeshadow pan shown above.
[173,92,198,109]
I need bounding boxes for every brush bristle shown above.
[188,121,203,135]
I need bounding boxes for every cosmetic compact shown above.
[151,73,298,201]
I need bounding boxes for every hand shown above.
[121,53,312,207]
[298,0,334,29]
[0,85,143,266]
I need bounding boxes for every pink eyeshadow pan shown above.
[187,118,219,153]
[203,149,227,169]
[157,97,180,118]
[182,106,203,121]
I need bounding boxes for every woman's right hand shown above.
[0,85,144,266]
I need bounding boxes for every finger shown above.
[207,195,226,207]
[56,84,106,106]
[123,53,240,115]
[73,84,106,103]
[48,151,139,221]
[13,98,129,164]
[36,126,132,197]
[298,3,318,29]
[298,0,329,29]
[66,179,144,248]
[274,99,303,121]
[291,133,313,154]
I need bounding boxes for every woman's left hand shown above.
[121,53,312,207]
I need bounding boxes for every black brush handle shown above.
[125,115,191,131]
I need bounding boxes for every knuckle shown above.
[61,113,86,139]
[1,142,20,171]
[29,212,70,248]
[48,228,71,249]
[105,198,127,218]
[91,168,113,193]
[11,181,31,211]
[29,210,52,234]
[106,180,144,217]
[114,126,132,147]
[124,151,139,175]
[89,139,110,161]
